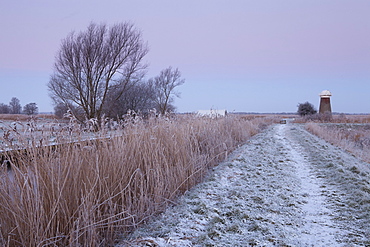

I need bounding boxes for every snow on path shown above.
[118,123,370,246]
[275,124,339,246]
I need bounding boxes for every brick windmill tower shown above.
[319,90,332,114]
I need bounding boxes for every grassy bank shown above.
[0,115,276,246]
[305,122,370,163]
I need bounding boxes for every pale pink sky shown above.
[1,0,369,113]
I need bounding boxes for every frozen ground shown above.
[118,123,370,246]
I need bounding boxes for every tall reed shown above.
[0,115,275,246]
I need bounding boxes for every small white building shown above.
[196,109,227,118]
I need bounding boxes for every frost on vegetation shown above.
[0,109,156,151]
[120,124,370,247]
[306,122,370,163]
[0,113,276,246]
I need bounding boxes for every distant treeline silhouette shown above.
[0,97,38,115]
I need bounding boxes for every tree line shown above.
[0,97,38,115]
[48,22,185,121]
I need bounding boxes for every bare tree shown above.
[9,97,21,114]
[53,103,69,118]
[53,102,85,120]
[23,103,38,115]
[0,103,10,114]
[48,22,148,121]
[150,67,185,114]
[104,80,156,118]
[123,82,156,113]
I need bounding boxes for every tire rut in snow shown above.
[118,123,370,246]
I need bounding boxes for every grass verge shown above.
[305,122,370,163]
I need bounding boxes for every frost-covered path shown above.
[119,123,370,246]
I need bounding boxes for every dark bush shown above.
[297,102,317,116]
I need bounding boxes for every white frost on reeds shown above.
[0,114,276,246]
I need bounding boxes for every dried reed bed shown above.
[336,114,370,123]
[306,122,370,163]
[0,114,30,121]
[294,114,370,124]
[0,114,58,121]
[0,114,276,246]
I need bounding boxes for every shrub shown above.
[297,102,317,116]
